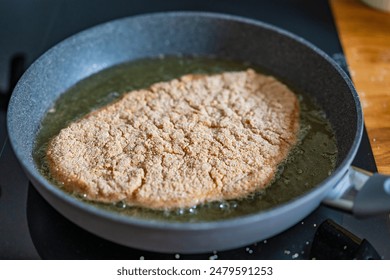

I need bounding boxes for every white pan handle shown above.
[323,166,390,218]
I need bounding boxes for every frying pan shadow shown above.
[26,182,343,259]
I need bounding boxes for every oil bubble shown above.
[219,201,230,210]
[229,201,238,208]
[188,206,197,214]
[115,201,127,209]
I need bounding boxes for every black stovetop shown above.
[1,0,389,260]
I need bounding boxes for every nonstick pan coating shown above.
[7,12,362,253]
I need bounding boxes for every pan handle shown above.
[323,166,390,218]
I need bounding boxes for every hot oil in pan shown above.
[34,56,337,222]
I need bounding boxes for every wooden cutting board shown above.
[331,0,390,174]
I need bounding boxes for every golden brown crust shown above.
[46,69,300,210]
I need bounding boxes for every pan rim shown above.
[7,11,363,231]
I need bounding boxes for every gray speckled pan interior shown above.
[7,12,362,253]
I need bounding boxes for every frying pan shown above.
[7,12,390,253]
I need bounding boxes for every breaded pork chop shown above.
[46,69,299,210]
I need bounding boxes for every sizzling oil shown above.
[34,56,338,222]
